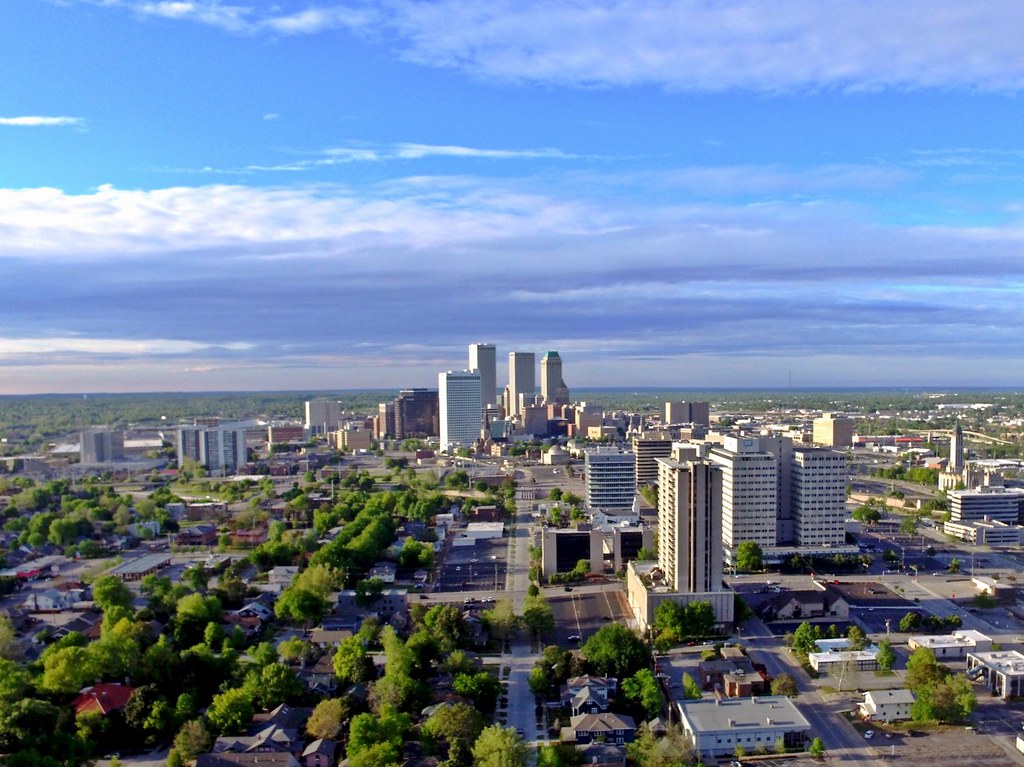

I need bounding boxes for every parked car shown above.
[864,730,874,739]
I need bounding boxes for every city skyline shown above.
[5,2,1024,393]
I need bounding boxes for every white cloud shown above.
[201,142,584,174]
[386,0,1024,92]
[0,336,252,356]
[0,116,84,127]
[262,113,279,121]
[77,0,1024,92]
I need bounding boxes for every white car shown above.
[864,730,874,739]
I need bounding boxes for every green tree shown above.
[207,688,253,735]
[472,725,528,767]
[581,624,651,678]
[680,672,701,700]
[306,697,349,740]
[172,719,212,762]
[846,625,868,651]
[275,586,329,626]
[948,558,961,574]
[621,669,663,719]
[906,647,945,692]
[734,541,763,572]
[453,672,501,714]
[424,604,469,652]
[789,621,820,656]
[876,638,896,673]
[521,596,555,638]
[899,611,922,632]
[770,672,798,697]
[626,723,694,767]
[333,636,374,685]
[348,706,410,761]
[91,575,134,612]
[244,662,302,710]
[809,737,825,759]
[423,702,484,751]
[899,516,919,536]
[852,505,881,525]
[482,599,518,645]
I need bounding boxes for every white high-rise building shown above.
[177,423,248,475]
[305,398,341,435]
[585,448,636,514]
[657,457,723,594]
[508,352,536,418]
[468,343,497,409]
[439,370,482,452]
[708,436,778,553]
[792,448,848,547]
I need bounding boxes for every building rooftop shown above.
[969,650,1024,675]
[864,689,915,705]
[678,696,810,732]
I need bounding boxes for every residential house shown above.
[561,676,617,717]
[859,689,915,722]
[23,588,77,613]
[301,738,337,767]
[196,755,300,767]
[561,713,636,745]
[72,683,134,716]
[231,527,269,547]
[309,627,353,650]
[576,743,626,767]
[368,561,397,584]
[298,653,338,697]
[226,601,275,635]
[174,523,219,547]
[213,704,309,759]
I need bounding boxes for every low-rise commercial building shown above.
[808,645,879,675]
[677,696,810,759]
[908,630,992,659]
[967,650,1024,699]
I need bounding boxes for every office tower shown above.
[376,401,396,439]
[950,422,965,473]
[657,457,723,593]
[468,343,497,409]
[632,433,673,486]
[664,401,711,427]
[948,486,1024,524]
[393,389,439,438]
[585,448,637,513]
[540,351,570,405]
[708,436,778,553]
[177,424,248,475]
[79,429,125,464]
[791,448,847,547]
[521,405,549,437]
[305,398,342,435]
[508,352,536,419]
[812,412,854,448]
[439,370,482,452]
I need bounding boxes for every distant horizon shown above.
[2,384,1021,399]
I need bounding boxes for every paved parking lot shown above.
[436,538,508,592]
[546,588,631,646]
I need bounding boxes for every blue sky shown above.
[4,0,1024,393]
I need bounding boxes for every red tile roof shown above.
[72,683,134,716]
